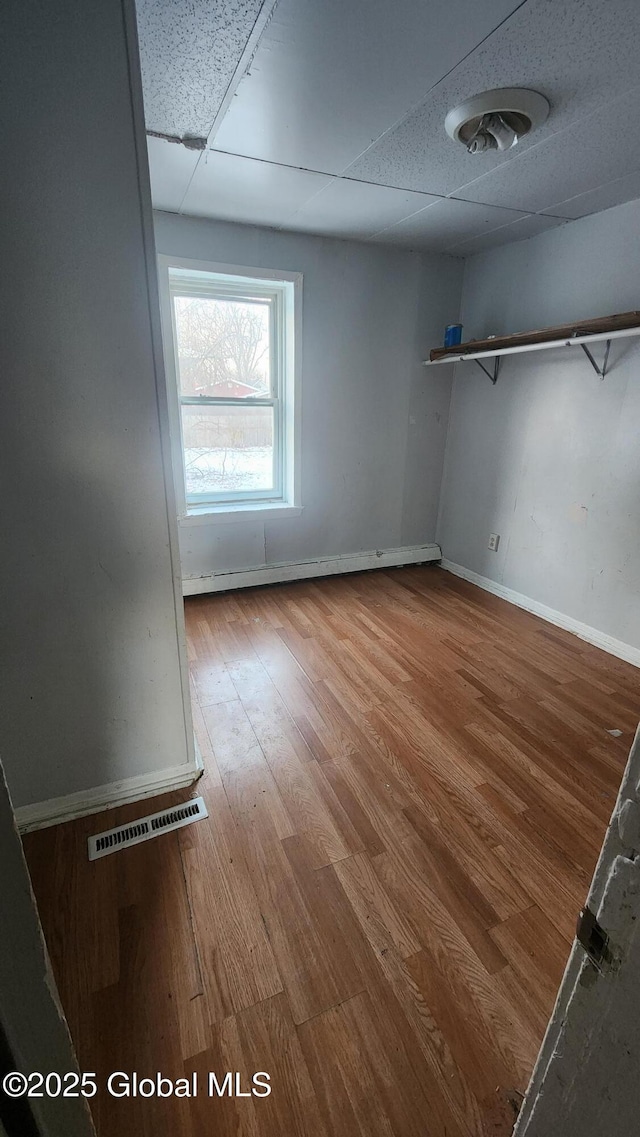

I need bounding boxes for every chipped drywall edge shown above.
[146,129,206,150]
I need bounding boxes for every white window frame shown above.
[157,255,302,524]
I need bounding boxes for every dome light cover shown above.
[445,88,550,154]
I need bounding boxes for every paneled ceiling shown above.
[138,0,640,255]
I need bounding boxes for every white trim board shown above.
[441,559,640,669]
[182,543,442,596]
[15,754,203,834]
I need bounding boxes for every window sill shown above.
[179,503,303,526]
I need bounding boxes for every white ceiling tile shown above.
[146,136,200,212]
[212,0,523,174]
[446,212,567,256]
[287,179,440,240]
[348,0,640,199]
[539,170,640,220]
[370,198,524,251]
[451,89,640,213]
[140,0,640,249]
[137,0,274,139]
[180,150,332,228]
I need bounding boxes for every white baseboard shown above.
[16,756,203,834]
[441,558,640,669]
[183,543,442,596]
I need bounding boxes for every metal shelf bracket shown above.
[475,356,500,384]
[579,338,611,379]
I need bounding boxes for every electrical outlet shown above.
[488,533,500,552]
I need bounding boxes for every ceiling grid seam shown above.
[142,0,640,250]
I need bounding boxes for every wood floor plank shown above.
[405,948,521,1106]
[374,833,511,977]
[402,806,505,941]
[333,851,422,960]
[326,752,417,849]
[228,658,356,866]
[555,677,640,737]
[489,905,572,1021]
[202,697,295,841]
[317,760,385,857]
[25,813,123,1076]
[227,658,317,764]
[125,832,211,1062]
[186,992,327,1137]
[180,786,283,1022]
[22,565,637,1137]
[189,657,237,708]
[468,703,616,823]
[491,840,582,945]
[202,609,258,663]
[230,800,368,1025]
[330,870,485,1135]
[88,834,208,1137]
[292,710,337,764]
[463,718,606,827]
[298,990,438,1137]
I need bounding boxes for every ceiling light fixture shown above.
[445,88,550,154]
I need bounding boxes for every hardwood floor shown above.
[23,566,639,1137]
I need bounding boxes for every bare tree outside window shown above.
[173,296,275,495]
[175,296,270,398]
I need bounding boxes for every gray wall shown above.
[0,0,193,809]
[153,212,463,579]
[437,199,640,651]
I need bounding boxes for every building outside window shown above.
[158,257,301,520]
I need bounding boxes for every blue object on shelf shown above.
[444,324,463,347]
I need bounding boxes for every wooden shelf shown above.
[424,310,640,383]
[427,311,640,362]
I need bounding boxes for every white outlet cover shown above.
[488,533,500,551]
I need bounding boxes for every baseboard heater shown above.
[182,543,442,597]
[87,796,208,861]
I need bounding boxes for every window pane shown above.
[173,295,271,398]
[181,404,275,497]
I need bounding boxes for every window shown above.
[158,258,301,519]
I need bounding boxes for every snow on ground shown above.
[184,447,273,494]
